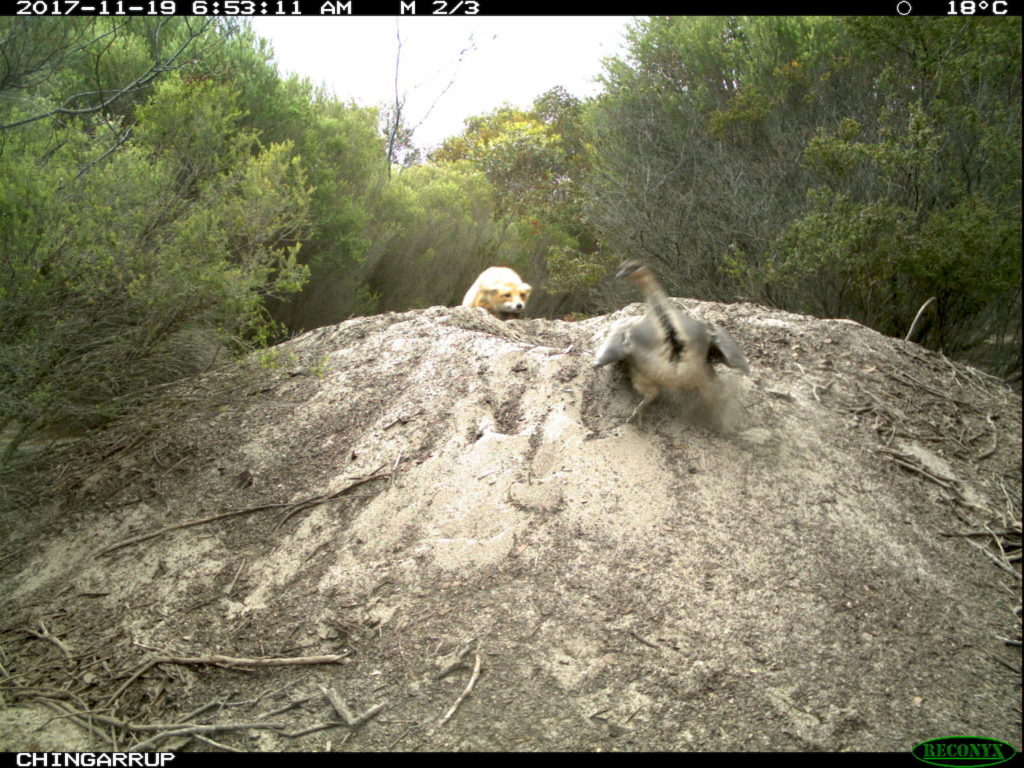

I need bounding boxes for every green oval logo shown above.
[912,736,1018,767]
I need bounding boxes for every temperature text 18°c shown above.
[948,0,1009,12]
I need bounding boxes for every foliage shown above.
[430,89,601,314]
[585,16,1021,374]
[361,161,497,312]
[0,20,312,465]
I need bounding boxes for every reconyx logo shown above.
[912,736,1017,767]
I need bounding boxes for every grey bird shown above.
[593,260,750,426]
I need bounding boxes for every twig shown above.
[628,630,660,650]
[225,558,247,596]
[194,734,245,752]
[25,621,74,659]
[905,296,936,341]
[274,468,391,531]
[878,449,960,494]
[100,470,391,555]
[108,652,350,706]
[320,685,385,727]
[965,539,1021,580]
[127,721,287,752]
[35,699,116,747]
[146,652,352,668]
[439,653,481,726]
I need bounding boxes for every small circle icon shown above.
[896,0,912,12]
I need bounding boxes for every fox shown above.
[461,267,532,319]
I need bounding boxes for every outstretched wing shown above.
[593,318,637,367]
[706,323,750,373]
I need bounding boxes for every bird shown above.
[593,260,750,427]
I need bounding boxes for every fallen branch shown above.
[97,503,293,556]
[108,652,350,706]
[878,449,960,495]
[320,686,385,728]
[439,653,481,726]
[127,721,287,752]
[25,621,74,660]
[35,699,116,747]
[965,538,1021,580]
[273,467,391,530]
[99,469,391,555]
[148,652,351,668]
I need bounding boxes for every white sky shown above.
[248,17,636,150]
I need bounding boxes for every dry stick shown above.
[965,538,1021,580]
[25,621,74,659]
[194,734,245,753]
[629,630,660,650]
[439,653,481,726]
[878,449,960,494]
[905,296,936,341]
[320,685,386,728]
[35,699,116,747]
[107,652,351,707]
[225,557,247,596]
[127,721,288,752]
[97,503,295,556]
[275,468,391,531]
[99,470,391,555]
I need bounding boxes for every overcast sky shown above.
[248,17,636,150]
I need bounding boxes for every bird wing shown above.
[705,323,750,373]
[593,318,637,366]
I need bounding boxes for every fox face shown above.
[462,267,532,318]
[482,282,531,314]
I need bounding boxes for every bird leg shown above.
[625,377,660,428]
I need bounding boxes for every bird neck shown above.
[633,270,668,302]
[635,273,687,362]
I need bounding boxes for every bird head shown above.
[615,260,651,282]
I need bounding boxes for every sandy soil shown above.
[1,300,1020,752]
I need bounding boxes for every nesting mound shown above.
[1,302,1020,752]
